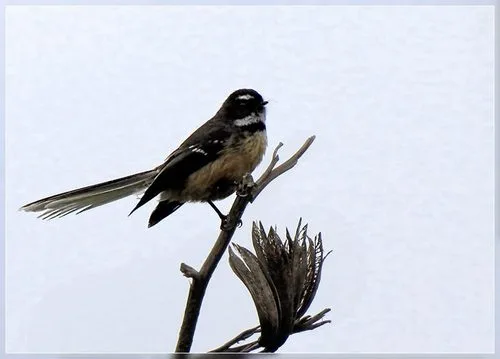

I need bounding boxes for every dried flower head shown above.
[228,219,331,352]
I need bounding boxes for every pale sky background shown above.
[4,5,494,354]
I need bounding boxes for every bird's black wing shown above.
[129,121,230,214]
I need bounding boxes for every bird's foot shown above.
[236,173,255,198]
[220,215,243,231]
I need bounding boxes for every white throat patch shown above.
[234,113,265,127]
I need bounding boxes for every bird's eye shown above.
[238,101,246,106]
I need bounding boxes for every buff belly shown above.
[165,131,267,202]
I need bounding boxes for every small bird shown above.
[20,88,268,227]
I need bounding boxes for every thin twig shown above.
[175,136,316,353]
[217,340,260,352]
[211,307,330,352]
[293,308,332,333]
[209,325,261,352]
[256,142,283,184]
[252,136,315,199]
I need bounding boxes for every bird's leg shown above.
[207,200,242,230]
[208,200,226,221]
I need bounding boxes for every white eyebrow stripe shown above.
[236,94,254,100]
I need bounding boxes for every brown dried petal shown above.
[228,245,279,340]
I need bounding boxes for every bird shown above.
[20,88,268,228]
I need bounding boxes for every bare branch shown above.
[175,136,316,352]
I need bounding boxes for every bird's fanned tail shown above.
[20,169,159,219]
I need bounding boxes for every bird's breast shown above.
[180,130,267,201]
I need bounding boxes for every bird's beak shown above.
[261,100,269,106]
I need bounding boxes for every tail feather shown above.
[21,169,159,219]
[148,201,184,228]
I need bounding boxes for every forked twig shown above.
[252,136,315,200]
[175,136,316,352]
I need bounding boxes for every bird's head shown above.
[219,89,268,124]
